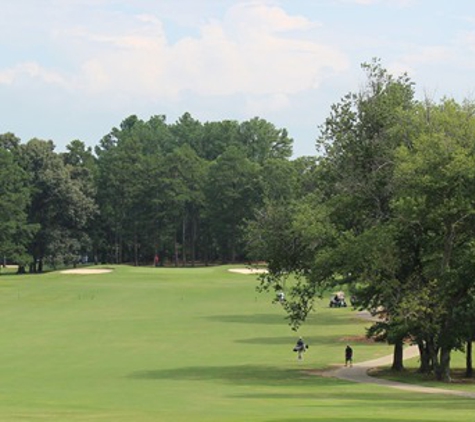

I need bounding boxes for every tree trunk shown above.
[231,223,236,262]
[466,340,473,378]
[191,215,196,267]
[418,341,431,374]
[29,256,38,273]
[174,232,179,267]
[115,224,120,264]
[429,341,440,378]
[182,216,187,267]
[133,231,139,267]
[437,346,451,383]
[391,340,404,371]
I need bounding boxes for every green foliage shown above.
[0,146,37,265]
[89,112,293,265]
[246,59,475,381]
[389,98,475,380]
[17,138,97,271]
[239,117,293,163]
[205,146,263,262]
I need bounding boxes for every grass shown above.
[0,265,474,421]
[372,353,475,391]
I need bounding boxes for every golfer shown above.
[293,336,307,360]
[345,345,353,367]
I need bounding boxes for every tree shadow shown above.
[128,363,475,419]
[128,364,474,412]
[265,417,454,422]
[235,336,298,346]
[205,312,361,326]
[128,364,331,387]
[235,334,344,347]
[206,314,289,325]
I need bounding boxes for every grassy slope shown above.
[0,265,474,421]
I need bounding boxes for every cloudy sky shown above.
[1,0,475,157]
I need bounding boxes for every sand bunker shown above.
[228,268,268,274]
[60,268,113,275]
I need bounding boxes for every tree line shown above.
[1,113,310,271]
[247,59,475,383]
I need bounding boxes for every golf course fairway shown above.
[0,265,474,421]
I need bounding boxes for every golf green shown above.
[0,265,474,421]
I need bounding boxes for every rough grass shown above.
[0,265,474,421]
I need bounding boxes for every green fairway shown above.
[0,265,475,421]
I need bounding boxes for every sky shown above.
[1,0,475,158]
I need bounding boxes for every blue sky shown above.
[1,0,475,157]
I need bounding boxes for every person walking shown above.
[293,336,307,360]
[345,344,353,367]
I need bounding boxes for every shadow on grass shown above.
[206,314,289,325]
[235,334,347,346]
[206,312,360,326]
[265,418,454,422]
[128,364,331,387]
[128,365,475,412]
[128,364,475,419]
[236,337,299,346]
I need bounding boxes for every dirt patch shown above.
[228,268,268,275]
[352,310,382,322]
[303,366,340,378]
[60,268,113,275]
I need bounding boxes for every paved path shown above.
[328,345,475,398]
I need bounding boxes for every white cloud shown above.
[0,68,16,85]
[0,1,348,108]
[399,45,452,65]
[246,93,291,115]
[387,62,415,78]
[164,24,331,97]
[225,1,320,34]
[338,0,415,6]
[458,30,475,52]
[386,45,453,83]
[0,62,68,87]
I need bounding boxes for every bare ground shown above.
[228,268,268,274]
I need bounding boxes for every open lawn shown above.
[0,265,474,421]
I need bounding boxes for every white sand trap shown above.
[228,268,268,274]
[60,268,113,275]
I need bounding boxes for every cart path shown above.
[325,345,475,398]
